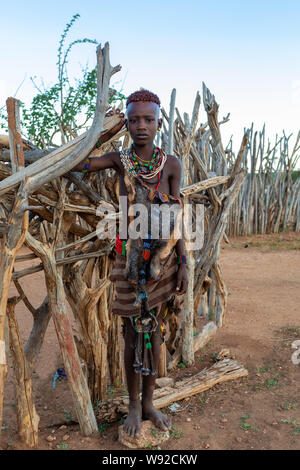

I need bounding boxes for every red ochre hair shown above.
[126,89,161,108]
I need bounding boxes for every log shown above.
[12,264,43,280]
[154,359,248,409]
[0,134,34,151]
[28,204,90,238]
[181,175,230,196]
[95,359,248,423]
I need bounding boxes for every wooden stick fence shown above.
[225,124,300,236]
[0,43,258,447]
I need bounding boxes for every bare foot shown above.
[123,400,142,437]
[142,401,171,431]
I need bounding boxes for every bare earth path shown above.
[1,232,299,450]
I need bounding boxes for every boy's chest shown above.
[118,158,171,197]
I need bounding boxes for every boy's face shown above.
[125,101,162,146]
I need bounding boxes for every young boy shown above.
[73,90,188,437]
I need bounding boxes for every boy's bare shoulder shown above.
[166,154,182,176]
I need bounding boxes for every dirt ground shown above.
[1,231,299,451]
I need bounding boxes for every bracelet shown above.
[96,139,102,148]
[81,157,91,173]
[177,255,186,265]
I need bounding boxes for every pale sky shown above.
[1,0,300,155]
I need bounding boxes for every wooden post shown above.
[182,243,195,366]
[158,343,167,378]
[7,98,25,172]
[0,98,29,434]
[25,232,98,435]
[167,88,176,155]
[182,91,200,367]
[108,314,125,388]
[7,297,39,447]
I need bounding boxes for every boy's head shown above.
[125,89,162,146]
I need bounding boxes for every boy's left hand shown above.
[175,264,188,295]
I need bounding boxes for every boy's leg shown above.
[122,317,142,437]
[141,304,171,431]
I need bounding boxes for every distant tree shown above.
[0,13,126,148]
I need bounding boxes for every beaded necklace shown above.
[120,145,167,180]
[130,145,161,175]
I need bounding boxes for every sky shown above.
[1,0,300,154]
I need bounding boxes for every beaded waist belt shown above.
[115,234,152,262]
[115,234,158,283]
[116,234,186,266]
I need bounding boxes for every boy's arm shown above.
[73,151,120,172]
[169,155,188,295]
[72,114,125,173]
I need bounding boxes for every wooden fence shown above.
[0,43,272,446]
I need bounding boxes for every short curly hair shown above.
[126,89,161,108]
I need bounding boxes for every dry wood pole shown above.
[7,297,39,447]
[0,50,250,443]
[0,98,31,436]
[181,91,201,367]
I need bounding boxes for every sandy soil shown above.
[1,231,299,451]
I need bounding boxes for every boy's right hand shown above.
[100,109,125,145]
[71,109,125,172]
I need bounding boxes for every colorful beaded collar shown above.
[120,146,167,180]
